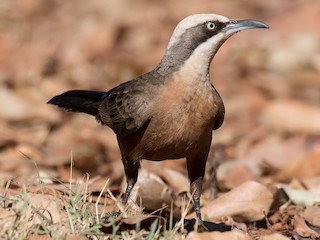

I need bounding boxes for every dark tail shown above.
[47,90,107,116]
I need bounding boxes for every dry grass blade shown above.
[95,178,109,223]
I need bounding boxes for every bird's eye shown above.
[206,22,216,30]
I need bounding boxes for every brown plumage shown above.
[48,14,268,221]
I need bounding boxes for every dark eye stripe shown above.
[159,20,228,73]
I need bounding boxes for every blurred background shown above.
[0,0,320,201]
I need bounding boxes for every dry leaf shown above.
[258,233,291,240]
[293,215,320,238]
[302,176,320,195]
[239,135,305,167]
[0,86,59,122]
[217,161,258,189]
[66,235,90,240]
[0,207,17,236]
[0,87,38,121]
[188,181,275,222]
[14,193,65,225]
[101,214,165,233]
[275,146,320,181]
[25,236,51,240]
[0,146,30,172]
[187,230,251,240]
[153,167,189,194]
[304,205,320,227]
[262,100,320,134]
[129,169,173,210]
[1,1,320,239]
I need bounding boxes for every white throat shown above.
[178,32,225,81]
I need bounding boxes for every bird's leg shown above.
[187,155,207,222]
[122,156,140,205]
[102,156,139,223]
[191,177,203,221]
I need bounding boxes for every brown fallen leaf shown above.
[275,145,320,181]
[289,178,307,190]
[129,169,173,211]
[302,176,320,195]
[25,236,51,240]
[217,160,258,190]
[268,204,303,233]
[101,213,166,233]
[186,230,251,240]
[262,100,320,134]
[293,214,320,238]
[239,135,306,167]
[0,146,31,172]
[258,233,291,240]
[0,86,37,121]
[304,205,320,227]
[1,121,50,147]
[188,181,275,222]
[14,193,65,225]
[152,167,190,194]
[0,85,59,122]
[0,207,17,236]
[66,235,90,240]
[223,216,247,232]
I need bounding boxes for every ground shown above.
[0,0,320,239]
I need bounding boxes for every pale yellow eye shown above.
[206,22,216,30]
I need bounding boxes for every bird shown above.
[48,13,268,221]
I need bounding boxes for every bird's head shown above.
[160,14,268,74]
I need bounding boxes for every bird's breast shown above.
[132,74,221,160]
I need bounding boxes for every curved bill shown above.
[223,19,269,34]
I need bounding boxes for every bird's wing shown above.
[212,87,225,130]
[213,104,225,130]
[98,79,155,137]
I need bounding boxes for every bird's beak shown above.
[222,19,269,35]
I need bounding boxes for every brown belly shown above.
[141,132,213,161]
[128,111,214,161]
[120,74,220,162]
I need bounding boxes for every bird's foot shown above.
[195,219,209,232]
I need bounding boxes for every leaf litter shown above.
[1,0,320,239]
